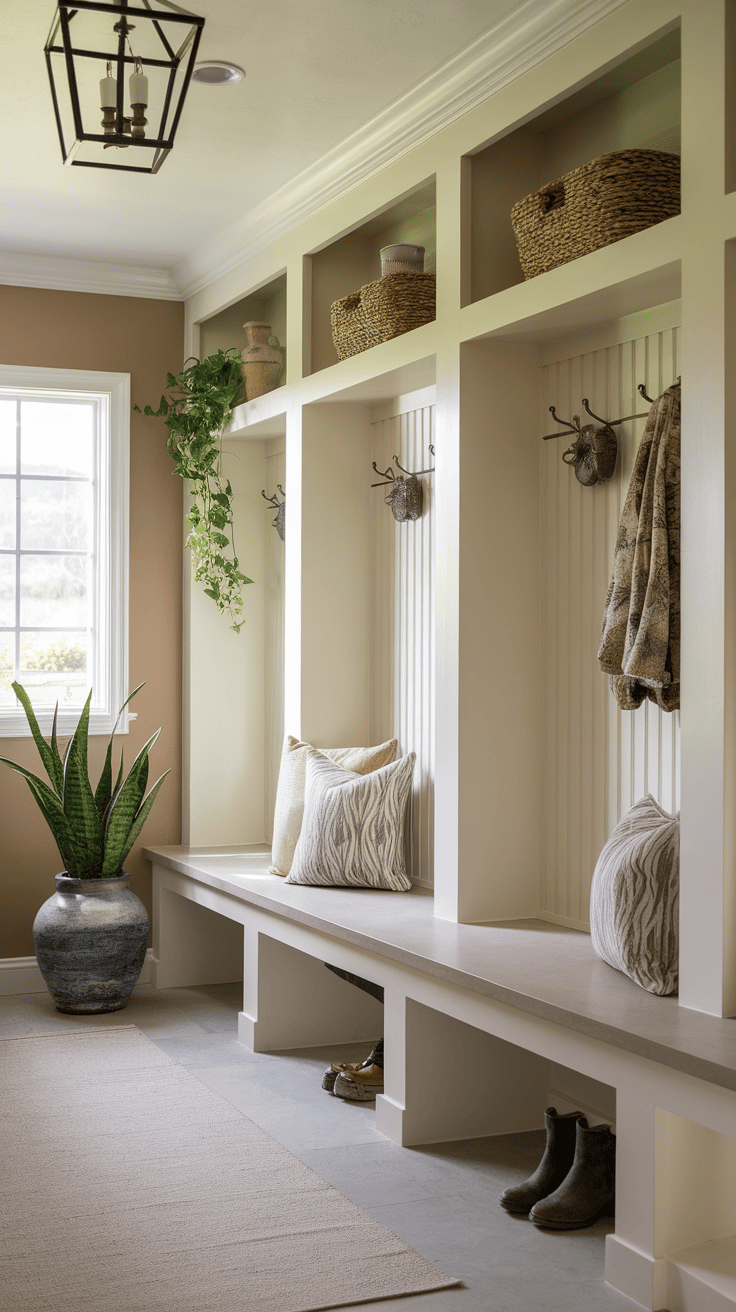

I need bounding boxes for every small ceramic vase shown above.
[380,244,425,276]
[240,322,284,400]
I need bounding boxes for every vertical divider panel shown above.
[453,339,540,924]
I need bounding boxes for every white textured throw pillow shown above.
[285,748,416,891]
[270,735,398,876]
[589,794,679,996]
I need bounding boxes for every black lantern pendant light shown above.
[44,0,205,174]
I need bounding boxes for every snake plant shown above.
[0,682,169,879]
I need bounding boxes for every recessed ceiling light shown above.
[192,61,245,85]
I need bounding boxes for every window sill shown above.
[0,710,136,739]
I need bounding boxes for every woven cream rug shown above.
[1,1026,459,1312]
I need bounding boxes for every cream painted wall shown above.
[183,436,268,846]
[263,443,285,842]
[0,286,184,958]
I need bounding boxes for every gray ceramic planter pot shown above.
[32,872,149,1015]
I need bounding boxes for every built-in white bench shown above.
[145,844,736,1312]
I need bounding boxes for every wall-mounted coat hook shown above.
[544,405,617,486]
[393,453,436,478]
[543,393,656,442]
[544,405,580,438]
[262,485,285,541]
[371,461,396,487]
[637,377,680,406]
[371,449,435,521]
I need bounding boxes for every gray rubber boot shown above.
[499,1108,585,1213]
[529,1121,616,1229]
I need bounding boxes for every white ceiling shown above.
[2,0,524,279]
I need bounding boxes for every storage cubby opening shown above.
[297,393,436,888]
[466,25,681,305]
[656,1109,736,1261]
[307,179,436,375]
[458,299,681,927]
[199,272,287,385]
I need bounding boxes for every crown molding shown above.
[0,250,181,301]
[173,0,629,299]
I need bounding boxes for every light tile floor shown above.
[1,981,642,1312]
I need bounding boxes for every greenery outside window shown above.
[0,366,130,737]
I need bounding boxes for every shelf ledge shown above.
[228,386,287,440]
[463,216,682,344]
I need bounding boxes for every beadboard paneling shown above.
[264,448,285,842]
[370,405,435,888]
[540,328,681,929]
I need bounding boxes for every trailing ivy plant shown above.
[135,348,252,632]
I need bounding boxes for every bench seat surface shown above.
[144,843,736,1093]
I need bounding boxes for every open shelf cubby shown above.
[199,271,287,383]
[307,178,436,376]
[465,24,681,306]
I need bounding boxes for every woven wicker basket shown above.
[331,271,436,361]
[511,149,680,280]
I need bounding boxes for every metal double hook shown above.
[638,376,680,406]
[261,485,285,541]
[371,445,435,487]
[544,378,681,440]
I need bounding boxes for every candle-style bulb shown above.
[100,60,117,135]
[129,57,148,108]
[100,59,117,109]
[129,57,148,139]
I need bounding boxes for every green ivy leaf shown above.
[135,348,253,630]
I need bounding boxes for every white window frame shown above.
[0,364,130,737]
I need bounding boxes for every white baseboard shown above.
[0,949,155,997]
[536,909,591,933]
[605,1234,668,1311]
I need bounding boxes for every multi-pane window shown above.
[0,368,129,737]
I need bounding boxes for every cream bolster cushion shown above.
[270,734,398,876]
[589,794,679,996]
[285,748,416,891]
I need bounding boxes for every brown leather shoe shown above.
[321,1045,380,1092]
[333,1063,384,1101]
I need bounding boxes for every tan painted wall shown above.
[0,285,184,957]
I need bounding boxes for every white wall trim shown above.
[173,0,630,298]
[0,364,130,737]
[0,949,155,996]
[0,250,181,301]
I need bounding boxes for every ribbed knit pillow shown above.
[285,748,415,891]
[589,794,679,995]
[270,735,398,876]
